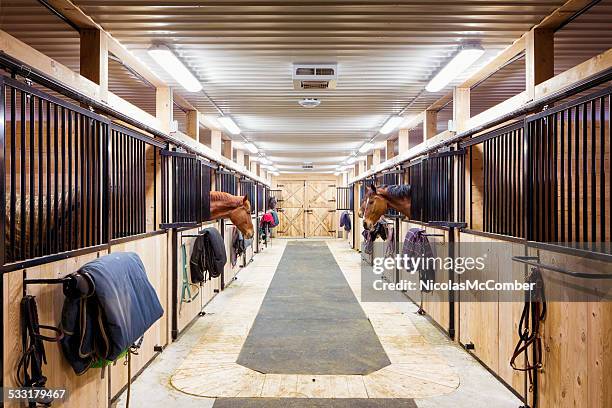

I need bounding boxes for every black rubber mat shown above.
[212,398,418,408]
[236,241,390,375]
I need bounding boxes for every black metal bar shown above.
[512,256,612,280]
[582,103,588,243]
[575,105,580,241]
[590,100,596,244]
[568,108,573,243]
[67,108,73,251]
[0,77,5,266]
[29,91,35,258]
[600,97,605,243]
[560,110,565,242]
[20,90,26,259]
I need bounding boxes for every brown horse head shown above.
[228,195,254,239]
[363,184,412,230]
[357,186,373,218]
[210,192,254,239]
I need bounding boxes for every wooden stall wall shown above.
[530,248,612,408]
[398,221,455,337]
[457,232,525,395]
[175,224,222,336]
[108,233,169,399]
[3,251,110,408]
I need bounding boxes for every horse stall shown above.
[217,170,244,287]
[1,75,171,405]
[356,72,612,407]
[239,178,257,262]
[336,186,353,243]
[0,63,268,407]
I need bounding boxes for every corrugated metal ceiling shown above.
[3,0,609,171]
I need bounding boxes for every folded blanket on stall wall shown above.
[231,228,245,267]
[270,210,279,227]
[402,228,435,293]
[339,211,352,232]
[60,252,164,375]
[190,227,227,282]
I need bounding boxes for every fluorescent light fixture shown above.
[271,171,280,176]
[260,157,272,165]
[218,116,241,135]
[380,115,403,135]
[346,156,357,164]
[243,142,258,154]
[426,44,485,92]
[147,45,202,92]
[358,142,375,154]
[202,115,222,130]
[333,172,340,176]
[268,165,278,172]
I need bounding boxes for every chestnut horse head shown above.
[210,192,254,239]
[363,184,412,230]
[357,186,373,218]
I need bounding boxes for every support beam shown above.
[358,160,366,176]
[155,87,173,133]
[526,27,555,99]
[424,110,438,140]
[236,149,245,168]
[372,149,382,167]
[386,139,396,160]
[398,128,410,154]
[186,110,199,141]
[453,87,471,133]
[79,29,108,102]
[210,130,223,155]
[222,139,233,160]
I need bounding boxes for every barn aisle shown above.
[115,239,520,408]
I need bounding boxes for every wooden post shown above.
[424,109,438,140]
[156,87,173,134]
[372,149,381,167]
[222,139,233,159]
[236,149,245,167]
[386,139,396,160]
[210,130,222,154]
[358,160,366,175]
[186,110,199,141]
[398,128,410,154]
[79,29,108,102]
[526,27,554,99]
[453,87,471,133]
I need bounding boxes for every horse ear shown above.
[370,184,377,194]
[243,194,249,204]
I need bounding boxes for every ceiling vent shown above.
[302,162,314,170]
[298,98,321,108]
[293,64,337,90]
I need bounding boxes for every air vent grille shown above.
[293,63,337,90]
[302,81,329,89]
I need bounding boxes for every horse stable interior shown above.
[0,0,611,407]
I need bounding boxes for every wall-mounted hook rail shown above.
[512,256,612,280]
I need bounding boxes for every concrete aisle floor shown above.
[114,239,521,408]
